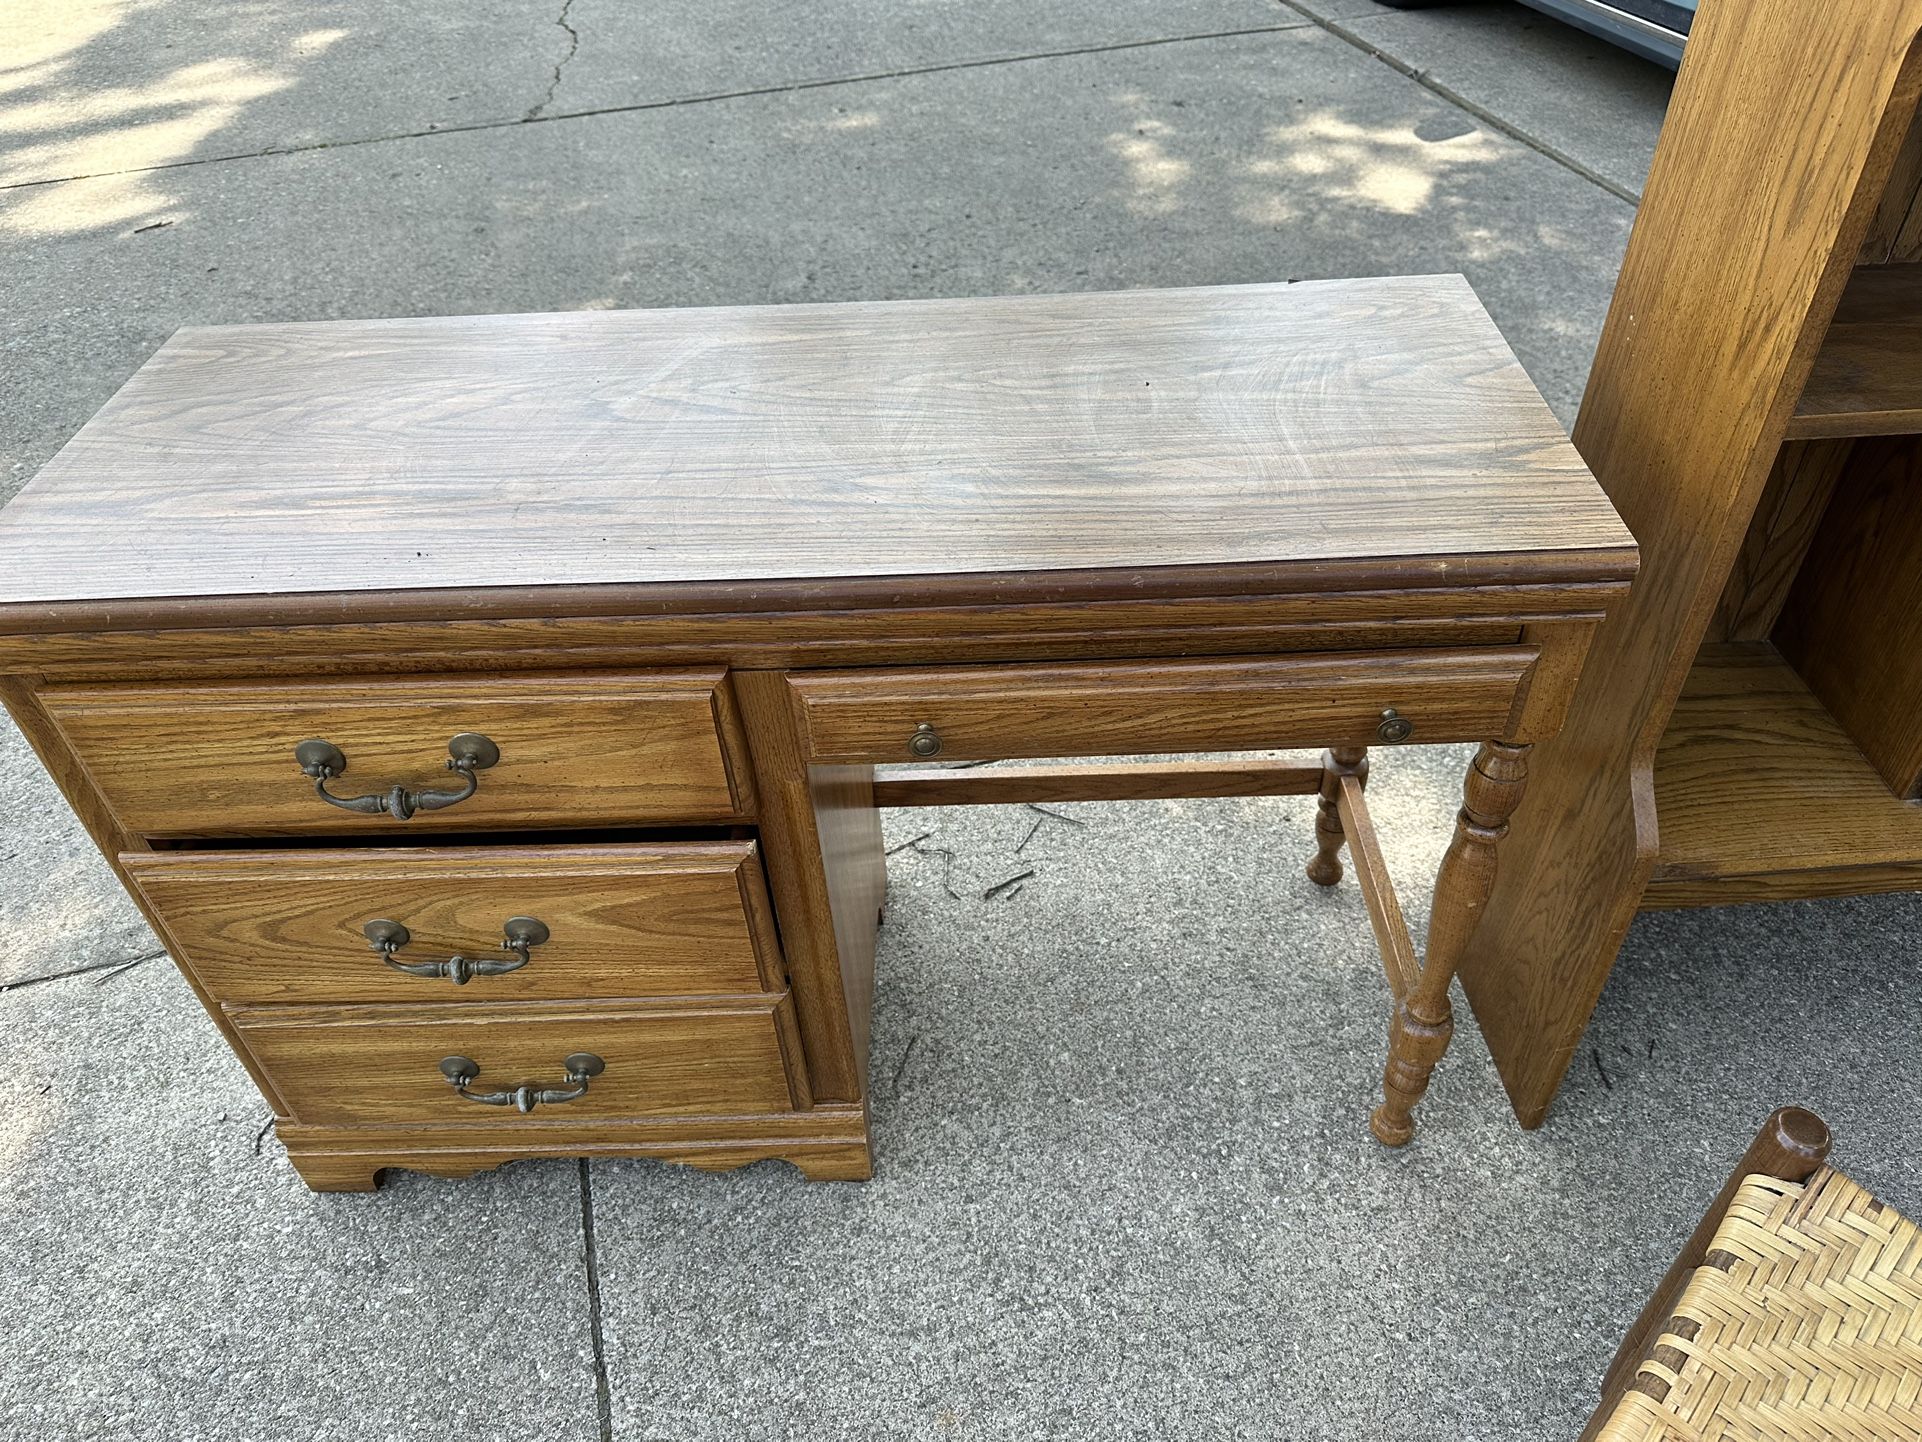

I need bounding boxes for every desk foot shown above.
[1370,998,1452,1146]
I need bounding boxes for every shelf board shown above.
[1788,264,1922,439]
[1646,642,1922,906]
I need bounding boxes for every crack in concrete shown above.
[1271,0,1642,206]
[577,1159,614,1442]
[0,22,1314,192]
[0,948,166,996]
[526,0,582,121]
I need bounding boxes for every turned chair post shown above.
[1370,738,1530,1145]
[1306,746,1369,886]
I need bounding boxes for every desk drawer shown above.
[232,997,805,1127]
[41,671,750,837]
[789,648,1538,763]
[125,843,783,1005]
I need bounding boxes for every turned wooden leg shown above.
[1371,738,1530,1146]
[1306,746,1369,885]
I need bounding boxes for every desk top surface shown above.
[0,275,1632,629]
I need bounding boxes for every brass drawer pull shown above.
[907,722,942,757]
[293,733,500,820]
[363,916,549,985]
[1376,708,1414,744]
[438,1052,605,1112]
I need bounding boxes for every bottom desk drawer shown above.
[232,997,806,1127]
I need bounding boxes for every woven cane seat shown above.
[1595,1167,1922,1441]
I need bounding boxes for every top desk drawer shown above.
[788,648,1539,764]
[40,671,752,838]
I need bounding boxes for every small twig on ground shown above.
[982,868,1035,900]
[1014,817,1045,854]
[946,759,998,770]
[1591,1047,1613,1091]
[1025,803,1085,826]
[889,1035,921,1099]
[253,1114,277,1157]
[132,219,173,233]
[885,831,934,856]
[904,838,962,899]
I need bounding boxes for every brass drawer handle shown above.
[294,733,500,820]
[363,916,549,985]
[438,1052,605,1113]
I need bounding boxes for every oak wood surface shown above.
[871,759,1323,808]
[0,277,1630,624]
[124,843,784,1005]
[733,671,877,1105]
[1457,0,1922,1127]
[1646,642,1922,904]
[0,601,1565,680]
[1859,109,1922,263]
[39,670,749,837]
[233,996,804,1127]
[1708,440,1854,644]
[1775,436,1922,796]
[790,649,1537,765]
[1789,266,1922,438]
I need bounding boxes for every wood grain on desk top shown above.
[0,276,1632,624]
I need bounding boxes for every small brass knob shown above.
[907,722,943,758]
[1376,708,1413,744]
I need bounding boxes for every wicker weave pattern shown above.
[1596,1167,1922,1441]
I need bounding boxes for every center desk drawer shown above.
[230,998,805,1127]
[788,648,1539,763]
[39,671,750,838]
[124,843,783,1004]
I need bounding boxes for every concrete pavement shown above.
[2,3,1916,1438]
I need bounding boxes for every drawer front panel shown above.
[233,998,804,1126]
[41,671,749,837]
[125,843,783,1005]
[789,648,1538,764]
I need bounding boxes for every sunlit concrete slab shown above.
[0,0,1293,191]
[0,961,602,1438]
[552,0,1297,114]
[0,1,567,187]
[1328,0,1673,197]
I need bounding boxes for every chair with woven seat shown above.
[1580,1107,1922,1441]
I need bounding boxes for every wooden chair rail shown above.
[1335,774,1420,1002]
[869,759,1323,808]
[871,754,1422,1005]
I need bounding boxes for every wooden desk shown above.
[0,276,1635,1189]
